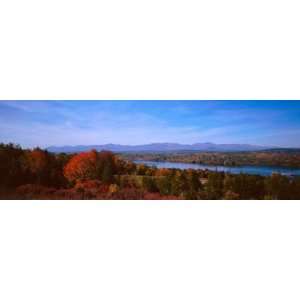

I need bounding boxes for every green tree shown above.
[142,176,157,193]
[206,172,224,199]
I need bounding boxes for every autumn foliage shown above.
[1,143,300,200]
[64,150,99,182]
[24,149,48,174]
[64,150,116,183]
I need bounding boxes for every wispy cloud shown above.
[1,100,300,148]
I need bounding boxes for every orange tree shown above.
[64,150,117,184]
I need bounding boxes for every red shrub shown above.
[75,179,102,190]
[143,192,181,200]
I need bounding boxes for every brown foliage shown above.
[16,184,56,199]
[143,192,181,200]
[75,179,102,190]
[155,168,172,177]
[223,190,240,200]
[24,149,48,174]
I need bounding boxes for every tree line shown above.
[1,143,300,199]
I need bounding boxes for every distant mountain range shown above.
[47,142,271,153]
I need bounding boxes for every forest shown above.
[1,143,300,200]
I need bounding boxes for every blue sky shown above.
[1,100,300,148]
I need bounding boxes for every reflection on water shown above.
[134,160,300,177]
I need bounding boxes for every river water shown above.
[134,160,300,177]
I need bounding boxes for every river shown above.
[134,160,300,177]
